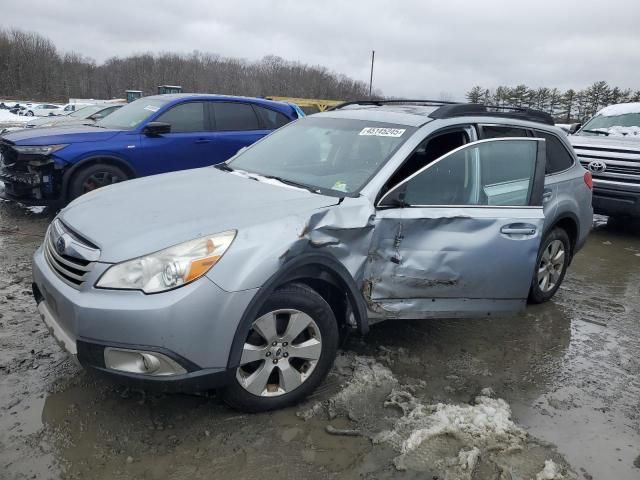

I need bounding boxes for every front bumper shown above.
[592,179,640,218]
[32,246,258,391]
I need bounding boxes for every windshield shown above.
[580,112,640,137]
[69,105,103,118]
[228,116,415,195]
[95,98,168,130]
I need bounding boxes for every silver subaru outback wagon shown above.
[32,100,593,412]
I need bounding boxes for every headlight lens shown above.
[96,231,236,293]
[13,144,68,155]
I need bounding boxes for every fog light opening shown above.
[104,347,187,376]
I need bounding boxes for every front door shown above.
[365,137,547,319]
[138,101,214,174]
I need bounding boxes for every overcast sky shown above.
[2,0,638,99]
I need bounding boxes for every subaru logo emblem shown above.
[56,236,66,255]
[588,160,607,173]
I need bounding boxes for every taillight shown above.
[584,171,593,190]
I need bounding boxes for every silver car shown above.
[32,100,592,412]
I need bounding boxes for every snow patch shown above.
[598,102,640,117]
[297,356,397,420]
[0,110,30,124]
[536,459,564,479]
[27,206,46,214]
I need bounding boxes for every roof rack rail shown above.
[329,99,554,125]
[430,103,554,125]
[330,99,461,110]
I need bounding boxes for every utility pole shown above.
[369,50,375,98]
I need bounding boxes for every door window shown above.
[385,139,541,207]
[213,102,260,131]
[385,129,469,192]
[254,105,291,129]
[156,102,206,133]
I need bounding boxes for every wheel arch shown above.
[226,253,369,370]
[62,155,137,200]
[546,212,579,259]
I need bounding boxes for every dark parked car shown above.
[0,94,302,205]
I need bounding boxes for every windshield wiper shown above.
[581,129,609,136]
[260,174,321,193]
[215,163,234,172]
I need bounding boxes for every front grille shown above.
[574,144,640,182]
[43,221,97,288]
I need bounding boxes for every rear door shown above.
[208,102,272,162]
[366,138,547,319]
[139,101,213,173]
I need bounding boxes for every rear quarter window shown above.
[533,131,574,174]
[254,105,291,129]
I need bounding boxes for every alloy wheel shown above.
[82,171,121,192]
[236,309,322,397]
[537,239,565,293]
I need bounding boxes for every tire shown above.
[528,228,571,304]
[222,283,339,412]
[67,163,129,201]
[26,110,34,116]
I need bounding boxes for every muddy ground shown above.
[1,201,639,480]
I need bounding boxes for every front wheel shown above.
[67,163,129,201]
[26,110,34,116]
[528,228,571,304]
[222,284,339,412]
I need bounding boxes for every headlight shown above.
[96,231,236,293]
[13,144,68,155]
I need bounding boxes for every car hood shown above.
[27,116,92,128]
[59,167,340,263]
[569,134,640,151]
[3,125,120,145]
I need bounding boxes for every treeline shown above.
[0,29,372,102]
[466,82,640,123]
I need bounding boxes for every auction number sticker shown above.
[359,127,406,137]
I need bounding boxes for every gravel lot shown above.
[1,201,639,479]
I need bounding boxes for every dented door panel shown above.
[363,207,544,318]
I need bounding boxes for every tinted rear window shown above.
[213,103,260,131]
[533,131,574,174]
[254,105,291,129]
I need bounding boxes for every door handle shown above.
[195,139,211,144]
[542,189,553,203]
[501,225,537,235]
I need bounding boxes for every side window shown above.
[213,102,260,131]
[254,105,291,129]
[533,131,574,174]
[481,125,531,138]
[395,139,539,207]
[156,102,206,133]
[385,129,469,192]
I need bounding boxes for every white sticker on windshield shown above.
[359,127,406,137]
[144,105,160,112]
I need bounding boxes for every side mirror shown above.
[143,122,171,136]
[90,113,104,121]
[568,123,582,135]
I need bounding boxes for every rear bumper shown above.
[32,246,258,391]
[592,179,640,217]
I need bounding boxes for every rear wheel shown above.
[528,228,571,304]
[68,163,129,201]
[222,284,339,412]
